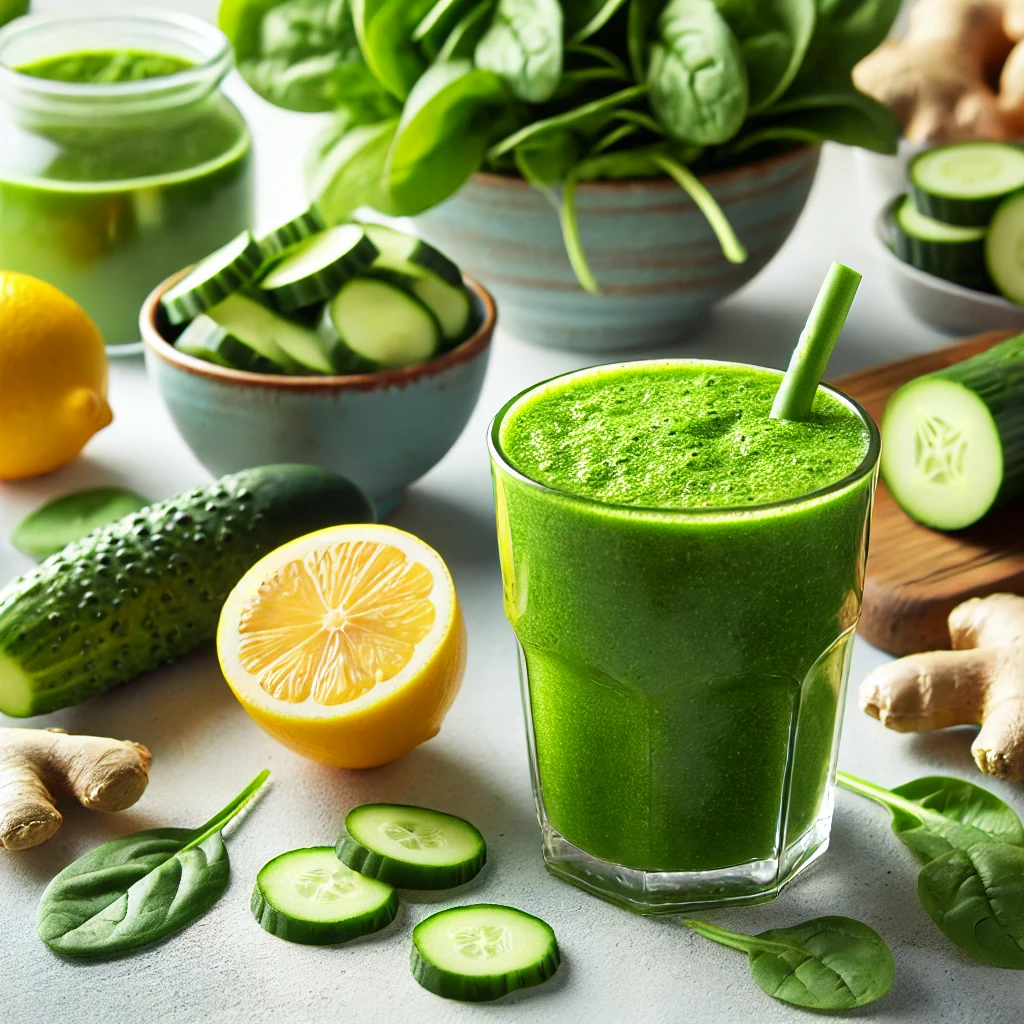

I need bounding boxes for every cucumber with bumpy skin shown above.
[411,904,559,1002]
[256,207,327,259]
[252,847,397,945]
[160,231,263,324]
[258,224,378,310]
[336,804,486,889]
[891,195,988,289]
[0,466,374,717]
[881,333,1024,529]
[911,142,1024,227]
[328,276,440,369]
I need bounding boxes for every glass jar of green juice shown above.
[0,11,252,352]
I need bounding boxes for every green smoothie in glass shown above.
[0,13,252,350]
[490,359,879,913]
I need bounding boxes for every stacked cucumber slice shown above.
[159,209,477,375]
[892,141,1024,299]
[250,802,560,1002]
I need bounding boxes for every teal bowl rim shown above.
[141,267,496,392]
[467,142,819,193]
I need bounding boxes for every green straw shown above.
[770,262,862,421]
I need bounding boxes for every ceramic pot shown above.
[141,272,495,517]
[415,145,820,351]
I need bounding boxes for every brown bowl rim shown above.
[470,142,820,192]
[141,268,496,389]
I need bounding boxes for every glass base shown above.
[107,340,143,358]
[538,802,833,916]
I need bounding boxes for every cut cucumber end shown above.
[252,846,398,945]
[882,377,1004,529]
[0,650,39,717]
[411,904,559,1002]
[337,803,486,890]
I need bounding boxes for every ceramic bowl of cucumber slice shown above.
[876,141,1024,335]
[142,212,495,516]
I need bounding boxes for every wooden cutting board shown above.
[833,331,1024,657]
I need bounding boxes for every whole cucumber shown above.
[0,465,373,716]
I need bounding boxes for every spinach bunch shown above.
[37,770,269,959]
[686,915,894,1011]
[219,0,901,291]
[838,771,1024,970]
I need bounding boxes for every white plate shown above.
[873,201,1024,336]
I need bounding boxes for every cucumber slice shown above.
[252,847,398,945]
[363,223,463,288]
[336,804,486,889]
[205,292,344,375]
[176,312,284,374]
[258,224,378,310]
[987,191,1024,303]
[327,277,440,369]
[881,333,1024,529]
[411,904,559,1002]
[160,230,263,325]
[910,142,1024,227]
[372,267,473,345]
[256,206,327,259]
[891,195,988,289]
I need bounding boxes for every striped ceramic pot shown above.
[415,144,820,351]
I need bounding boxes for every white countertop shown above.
[2,55,1021,1023]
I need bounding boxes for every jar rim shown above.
[0,8,231,105]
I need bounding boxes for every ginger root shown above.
[0,728,151,850]
[853,0,1020,143]
[861,594,1024,781]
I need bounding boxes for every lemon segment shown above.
[218,524,466,768]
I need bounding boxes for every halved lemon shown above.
[218,524,466,768]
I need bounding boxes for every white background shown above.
[3,3,1019,1023]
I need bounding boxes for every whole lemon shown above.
[0,272,112,479]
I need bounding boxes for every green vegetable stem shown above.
[838,771,1024,969]
[37,770,270,959]
[218,0,902,292]
[685,916,895,1011]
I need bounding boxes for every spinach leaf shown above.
[687,916,895,1010]
[306,116,400,221]
[387,60,508,214]
[918,843,1024,969]
[219,0,291,60]
[836,772,1024,864]
[730,100,897,154]
[711,0,815,112]
[566,0,631,45]
[436,0,495,61]
[12,487,150,561]
[648,0,749,145]
[475,0,563,103]
[783,0,901,98]
[223,0,389,113]
[351,0,436,99]
[488,83,649,160]
[37,771,269,959]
